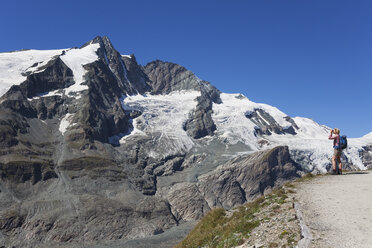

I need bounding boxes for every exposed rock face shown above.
[361,145,372,169]
[144,60,199,95]
[183,92,217,139]
[0,161,57,184]
[198,146,301,209]
[88,36,151,95]
[164,146,301,222]
[167,183,211,221]
[122,54,151,94]
[245,109,297,135]
[145,60,221,139]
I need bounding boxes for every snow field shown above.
[60,43,100,96]
[0,49,64,97]
[212,93,371,172]
[212,93,294,150]
[1,43,101,99]
[212,93,260,150]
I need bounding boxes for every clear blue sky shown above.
[1,0,371,137]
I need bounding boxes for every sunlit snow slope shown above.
[211,93,372,172]
[116,90,372,172]
[0,49,64,96]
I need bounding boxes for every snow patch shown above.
[292,117,330,139]
[28,89,64,101]
[59,113,75,135]
[212,93,259,150]
[60,43,100,96]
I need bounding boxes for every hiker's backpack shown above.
[336,135,348,150]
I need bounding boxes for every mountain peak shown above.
[81,35,113,49]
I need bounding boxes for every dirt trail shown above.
[295,171,372,248]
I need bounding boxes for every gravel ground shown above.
[295,171,372,248]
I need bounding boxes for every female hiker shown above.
[328,128,342,174]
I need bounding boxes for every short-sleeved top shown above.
[328,134,340,148]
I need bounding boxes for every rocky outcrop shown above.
[74,59,131,143]
[361,145,372,169]
[144,61,198,95]
[145,60,221,139]
[167,183,211,222]
[198,146,301,209]
[88,36,151,95]
[165,146,301,222]
[245,109,297,135]
[0,56,72,120]
[122,54,152,94]
[0,161,57,184]
[183,93,217,139]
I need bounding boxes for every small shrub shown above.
[279,230,288,239]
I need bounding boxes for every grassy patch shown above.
[176,182,302,248]
[295,173,315,182]
[175,197,264,248]
[287,233,296,245]
[285,183,295,188]
[175,208,226,248]
[286,188,296,194]
[266,188,288,205]
[279,230,288,239]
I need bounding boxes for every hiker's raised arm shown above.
[329,129,335,140]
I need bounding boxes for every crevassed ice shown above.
[212,93,259,149]
[121,90,200,157]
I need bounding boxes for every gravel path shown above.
[295,171,372,248]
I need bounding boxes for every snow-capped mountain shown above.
[121,89,372,173]
[0,36,371,247]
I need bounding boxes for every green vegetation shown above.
[176,171,325,248]
[295,173,316,182]
[175,198,264,248]
[287,233,297,245]
[265,188,288,205]
[176,189,294,248]
[279,230,288,239]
